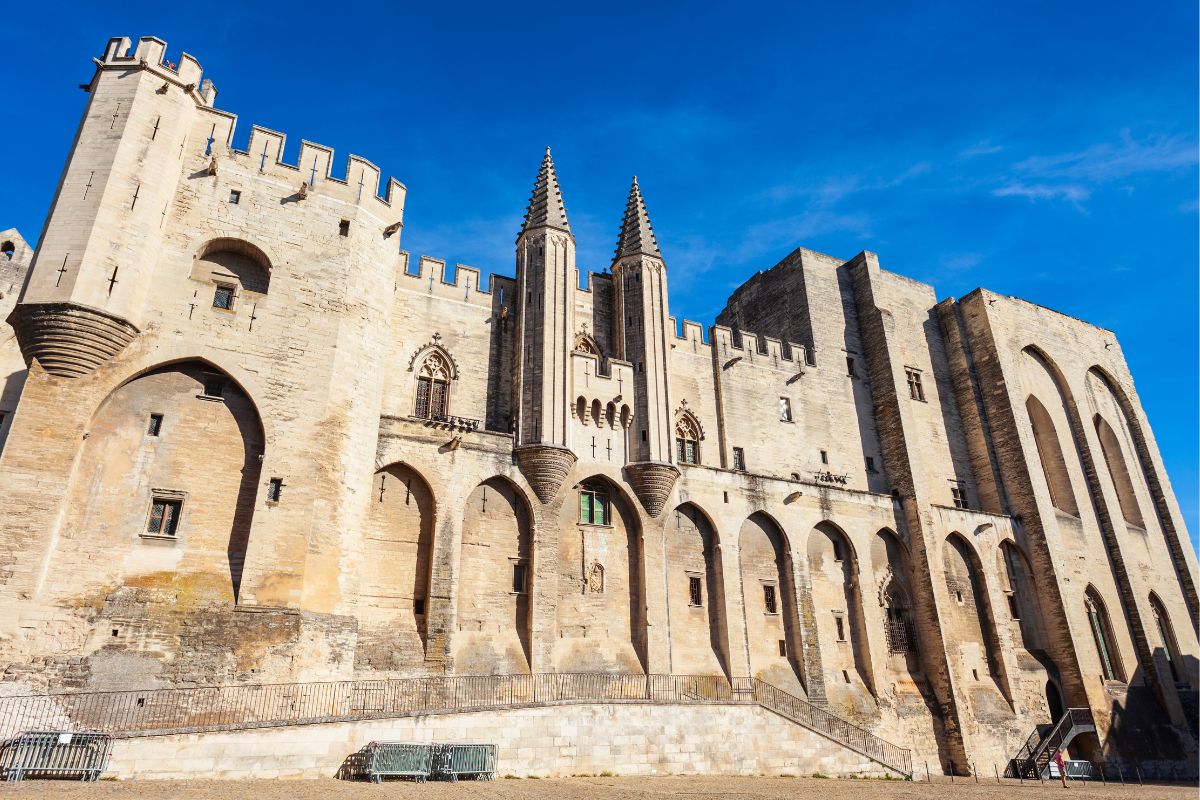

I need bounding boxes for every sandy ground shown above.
[0,776,1194,800]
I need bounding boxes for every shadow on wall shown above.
[1103,651,1198,776]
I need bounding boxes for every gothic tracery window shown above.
[1085,589,1124,682]
[415,352,451,420]
[676,413,701,465]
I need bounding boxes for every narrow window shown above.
[955,589,964,604]
[1007,593,1020,619]
[723,491,729,504]
[212,284,234,310]
[413,597,425,615]
[641,429,647,442]
[1086,591,1124,681]
[951,483,970,510]
[972,668,979,681]
[338,219,350,237]
[778,639,787,657]
[228,189,241,204]
[905,367,925,401]
[267,478,283,502]
[147,413,163,436]
[832,539,845,562]
[865,456,876,473]
[820,449,829,464]
[835,614,846,641]
[0,411,7,428]
[842,670,851,684]
[804,347,817,367]
[146,497,182,537]
[732,447,746,471]
[779,397,792,422]
[1150,597,1183,683]
[763,584,778,614]
[202,378,224,398]
[579,482,609,525]
[512,562,528,594]
[675,414,701,465]
[846,357,856,377]
[688,575,702,606]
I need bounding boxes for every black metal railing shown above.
[750,679,911,776]
[1006,708,1095,779]
[0,673,911,776]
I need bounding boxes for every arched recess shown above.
[807,522,873,697]
[454,477,533,674]
[1148,593,1186,687]
[56,360,264,604]
[357,462,435,670]
[943,534,1010,701]
[739,512,805,694]
[871,529,920,676]
[674,409,703,465]
[1093,414,1144,528]
[554,476,647,673]
[1084,585,1125,682]
[1025,395,1079,516]
[997,540,1044,651]
[191,237,272,297]
[411,348,456,420]
[667,503,729,676]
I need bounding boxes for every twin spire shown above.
[521,148,663,262]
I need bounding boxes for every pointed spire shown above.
[614,176,662,261]
[521,147,572,234]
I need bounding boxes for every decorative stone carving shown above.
[514,444,577,504]
[8,302,139,378]
[587,562,605,594]
[624,461,680,518]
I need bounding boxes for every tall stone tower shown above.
[11,37,214,376]
[513,149,578,503]
[613,178,678,517]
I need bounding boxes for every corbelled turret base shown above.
[9,302,138,378]
[514,444,578,504]
[624,461,680,518]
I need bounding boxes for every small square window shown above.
[865,456,876,473]
[146,496,182,537]
[732,447,746,471]
[338,219,350,237]
[413,597,425,615]
[147,414,163,436]
[641,430,647,442]
[202,379,224,399]
[267,478,283,503]
[512,562,528,594]
[846,357,856,377]
[228,189,241,204]
[951,483,970,510]
[779,397,792,422]
[688,575,702,606]
[763,584,778,615]
[213,285,234,310]
[778,639,787,657]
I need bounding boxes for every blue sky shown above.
[2,2,1196,545]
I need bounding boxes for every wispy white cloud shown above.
[960,140,1005,159]
[993,182,1090,204]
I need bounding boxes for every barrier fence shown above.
[0,672,911,777]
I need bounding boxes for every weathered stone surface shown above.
[624,461,679,517]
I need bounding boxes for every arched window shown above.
[575,335,599,356]
[882,580,914,653]
[1149,594,1184,685]
[415,352,451,419]
[579,481,609,525]
[1085,588,1124,682]
[1,241,14,261]
[675,413,701,465]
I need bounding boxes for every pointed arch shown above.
[739,512,804,694]
[944,533,1009,698]
[574,333,601,356]
[1084,585,1125,682]
[1025,394,1079,516]
[872,528,917,659]
[998,539,1043,650]
[359,461,436,669]
[55,359,264,605]
[410,345,457,420]
[674,409,703,465]
[1148,593,1186,686]
[455,476,534,673]
[668,502,730,677]
[808,521,872,696]
[192,237,273,295]
[1093,413,1145,528]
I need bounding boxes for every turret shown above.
[513,149,578,503]
[10,37,212,377]
[613,178,678,516]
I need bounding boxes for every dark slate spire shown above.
[521,147,572,234]
[614,176,662,261]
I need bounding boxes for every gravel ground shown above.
[0,776,1194,800]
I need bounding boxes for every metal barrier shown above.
[0,731,112,782]
[438,743,496,781]
[0,673,912,778]
[362,741,434,783]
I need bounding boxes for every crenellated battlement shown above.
[396,253,517,308]
[709,324,810,369]
[100,36,215,105]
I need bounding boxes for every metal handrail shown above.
[0,673,911,776]
[1009,708,1094,778]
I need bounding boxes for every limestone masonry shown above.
[0,36,1195,776]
